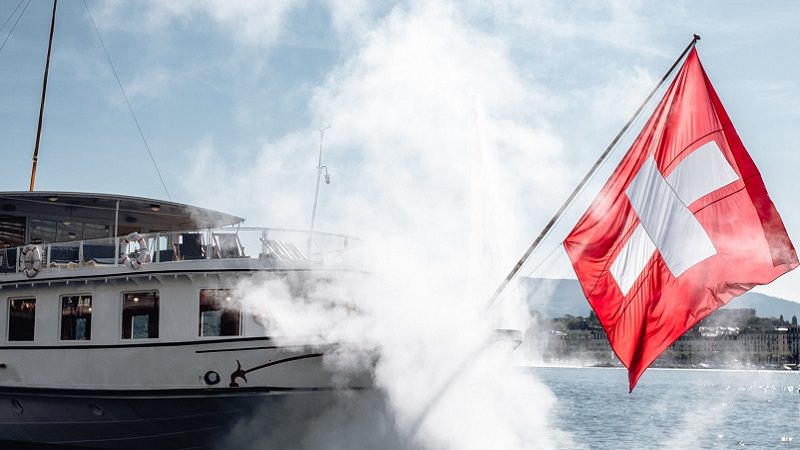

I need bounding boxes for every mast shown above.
[29,0,58,192]
[307,125,331,252]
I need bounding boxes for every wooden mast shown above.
[29,0,58,192]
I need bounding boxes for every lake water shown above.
[531,367,800,449]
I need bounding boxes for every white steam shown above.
[166,1,677,449]
[204,3,577,448]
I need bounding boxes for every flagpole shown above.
[486,34,701,309]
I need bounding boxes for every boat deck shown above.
[0,227,361,282]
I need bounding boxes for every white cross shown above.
[610,141,739,296]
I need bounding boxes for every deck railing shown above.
[0,227,361,276]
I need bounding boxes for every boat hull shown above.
[0,387,360,449]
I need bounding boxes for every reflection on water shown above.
[531,367,800,449]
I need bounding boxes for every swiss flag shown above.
[563,49,798,391]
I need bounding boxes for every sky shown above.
[0,0,799,302]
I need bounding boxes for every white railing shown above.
[0,227,361,276]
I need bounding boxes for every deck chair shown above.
[213,233,245,259]
[49,246,80,263]
[178,233,205,260]
[262,240,306,260]
[83,243,116,261]
[157,248,177,262]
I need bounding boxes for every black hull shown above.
[0,388,348,449]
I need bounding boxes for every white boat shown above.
[0,2,374,447]
[0,191,369,448]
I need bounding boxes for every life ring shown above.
[21,244,42,278]
[120,232,149,269]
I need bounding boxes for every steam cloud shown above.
[191,3,585,448]
[130,1,706,449]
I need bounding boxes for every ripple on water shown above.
[530,367,800,450]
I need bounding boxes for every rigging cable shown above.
[82,0,172,201]
[0,0,32,54]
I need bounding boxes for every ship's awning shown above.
[0,191,244,231]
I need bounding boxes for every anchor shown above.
[228,353,324,387]
[229,360,247,387]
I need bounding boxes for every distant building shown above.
[535,307,800,369]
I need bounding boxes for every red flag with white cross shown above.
[563,49,798,391]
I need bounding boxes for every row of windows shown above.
[7,289,242,342]
[0,215,114,249]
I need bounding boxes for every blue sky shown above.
[1,1,799,302]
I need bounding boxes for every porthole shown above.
[204,371,221,386]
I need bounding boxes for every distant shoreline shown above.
[519,363,800,373]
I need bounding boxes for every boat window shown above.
[199,289,241,337]
[57,222,83,242]
[83,223,110,240]
[121,291,159,339]
[8,298,36,341]
[0,215,26,248]
[29,218,56,243]
[61,295,92,340]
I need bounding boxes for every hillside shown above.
[524,278,800,320]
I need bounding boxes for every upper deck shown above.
[0,192,361,282]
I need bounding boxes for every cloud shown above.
[183,0,581,280]
[91,0,300,48]
[121,67,174,103]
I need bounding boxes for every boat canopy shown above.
[0,191,243,248]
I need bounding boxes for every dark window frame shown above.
[199,289,242,337]
[61,294,92,341]
[8,297,36,341]
[121,290,160,339]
